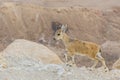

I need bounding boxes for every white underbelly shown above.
[76,52,86,56]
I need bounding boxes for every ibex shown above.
[54,24,108,71]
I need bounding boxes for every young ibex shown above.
[54,24,108,70]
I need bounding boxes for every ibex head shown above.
[53,24,68,40]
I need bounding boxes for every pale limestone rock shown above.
[113,58,120,69]
[1,39,62,67]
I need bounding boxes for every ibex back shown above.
[54,24,108,71]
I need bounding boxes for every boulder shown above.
[1,39,63,67]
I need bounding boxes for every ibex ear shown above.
[61,24,68,33]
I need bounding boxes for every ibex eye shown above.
[57,34,60,36]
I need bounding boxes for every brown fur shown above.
[54,25,108,70]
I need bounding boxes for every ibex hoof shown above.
[87,67,95,71]
[104,67,109,72]
[66,63,76,67]
[66,63,72,67]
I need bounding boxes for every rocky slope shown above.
[0,1,120,71]
[0,39,120,80]
[0,64,120,80]
[0,2,120,50]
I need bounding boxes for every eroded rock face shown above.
[1,39,63,67]
[0,2,120,51]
